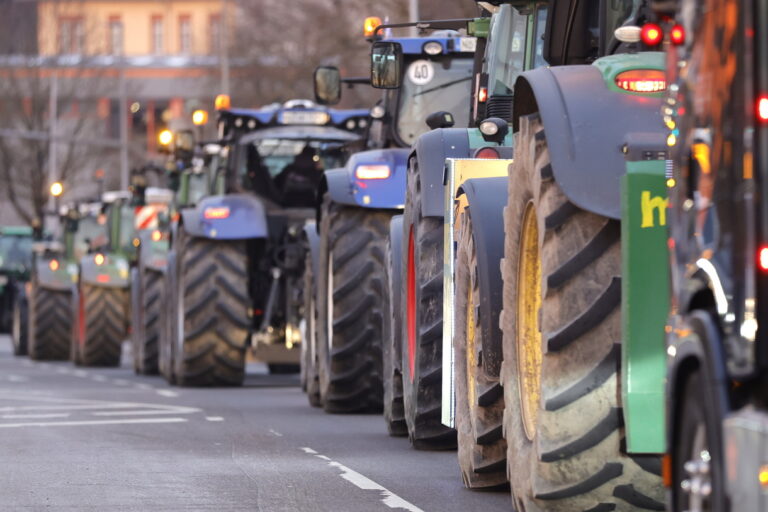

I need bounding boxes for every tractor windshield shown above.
[0,235,32,272]
[397,55,474,145]
[73,214,107,260]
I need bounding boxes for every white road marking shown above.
[0,417,187,428]
[301,447,424,512]
[156,389,178,398]
[268,429,283,437]
[7,375,28,383]
[1,413,71,419]
[206,416,224,422]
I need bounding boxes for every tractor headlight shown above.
[370,105,385,119]
[346,119,356,130]
[423,41,443,55]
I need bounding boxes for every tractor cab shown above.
[217,100,368,209]
[0,226,34,334]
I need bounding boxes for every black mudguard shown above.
[513,66,664,220]
[666,309,731,452]
[411,128,471,218]
[388,214,404,372]
[458,177,507,377]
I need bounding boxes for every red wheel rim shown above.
[406,226,416,381]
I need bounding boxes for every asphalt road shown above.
[0,335,512,511]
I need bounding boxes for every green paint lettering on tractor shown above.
[593,51,666,97]
[621,159,668,454]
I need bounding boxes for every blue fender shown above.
[323,149,410,210]
[180,194,268,240]
[411,128,471,218]
[513,61,665,220]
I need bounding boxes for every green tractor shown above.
[0,226,34,355]
[26,203,105,361]
[435,0,671,507]
[70,192,136,367]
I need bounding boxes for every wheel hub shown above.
[681,425,712,511]
[516,202,543,441]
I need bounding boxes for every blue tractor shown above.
[159,99,368,386]
[302,17,486,421]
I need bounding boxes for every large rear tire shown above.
[131,267,165,375]
[383,215,407,436]
[11,283,28,356]
[454,207,507,488]
[302,250,322,407]
[317,194,388,413]
[159,251,177,384]
[75,284,129,367]
[28,283,71,361]
[173,232,248,386]
[501,115,663,511]
[401,160,456,449]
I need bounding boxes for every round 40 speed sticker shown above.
[407,60,435,86]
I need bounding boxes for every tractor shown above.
[654,0,768,509]
[302,15,481,418]
[427,0,673,507]
[25,202,105,361]
[159,99,368,386]
[0,226,34,355]
[70,192,138,367]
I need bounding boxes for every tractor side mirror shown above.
[314,66,342,105]
[426,111,455,130]
[371,41,403,89]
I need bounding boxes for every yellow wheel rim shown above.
[516,202,542,441]
[466,276,477,411]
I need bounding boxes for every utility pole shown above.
[409,0,419,37]
[220,0,230,95]
[48,70,58,213]
[119,62,129,190]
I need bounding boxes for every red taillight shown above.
[355,164,391,180]
[204,206,230,219]
[49,259,59,271]
[96,274,110,283]
[670,24,685,45]
[641,23,663,46]
[478,87,488,103]
[758,96,768,121]
[474,147,500,159]
[759,247,768,271]
[615,69,667,93]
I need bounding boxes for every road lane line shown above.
[268,429,283,436]
[0,417,188,428]
[300,447,425,512]
[1,413,71,419]
[135,383,154,390]
[206,416,224,422]
[156,389,178,398]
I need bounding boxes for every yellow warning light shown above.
[666,178,676,188]
[151,230,162,242]
[50,182,63,197]
[215,94,231,111]
[363,16,382,38]
[666,133,677,147]
[192,110,209,126]
[132,238,141,248]
[759,465,768,486]
[94,253,105,266]
[158,129,173,146]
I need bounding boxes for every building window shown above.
[151,16,164,54]
[59,17,84,54]
[209,14,221,55]
[179,15,192,54]
[108,17,123,55]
